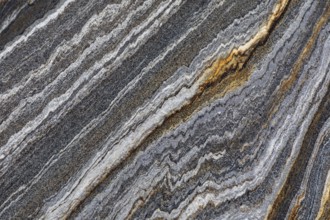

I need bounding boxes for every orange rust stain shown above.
[200,50,248,91]
[146,0,291,143]
[316,172,330,220]
[287,192,306,220]
[200,0,290,91]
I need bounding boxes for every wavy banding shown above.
[0,0,329,219]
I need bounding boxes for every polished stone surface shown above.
[0,0,330,219]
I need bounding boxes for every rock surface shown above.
[0,0,330,219]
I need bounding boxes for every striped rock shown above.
[0,0,329,219]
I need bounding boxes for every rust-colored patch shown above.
[287,192,306,220]
[316,172,330,220]
[153,0,291,135]
[200,0,290,91]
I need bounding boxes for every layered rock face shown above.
[0,0,329,219]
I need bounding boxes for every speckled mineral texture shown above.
[0,0,330,219]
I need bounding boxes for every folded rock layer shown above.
[0,0,329,219]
